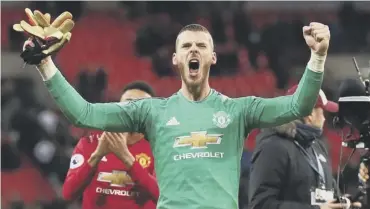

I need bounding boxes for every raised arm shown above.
[243,64,323,129]
[239,22,330,129]
[37,57,151,133]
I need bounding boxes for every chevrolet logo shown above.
[97,171,134,187]
[174,131,223,149]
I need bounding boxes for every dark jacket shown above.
[248,122,334,209]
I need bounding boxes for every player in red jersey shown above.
[62,81,158,209]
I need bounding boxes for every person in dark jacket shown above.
[248,85,362,209]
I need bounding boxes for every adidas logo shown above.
[101,156,107,162]
[166,117,180,126]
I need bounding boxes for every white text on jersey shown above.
[174,151,224,161]
[96,187,139,197]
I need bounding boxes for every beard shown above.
[177,63,210,88]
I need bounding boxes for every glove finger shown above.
[44,13,51,25]
[42,32,71,55]
[20,21,45,39]
[51,11,73,28]
[58,19,75,34]
[44,27,63,40]
[25,8,38,26]
[33,10,50,27]
[13,24,24,32]
[64,32,72,42]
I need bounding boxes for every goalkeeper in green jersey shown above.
[17,9,331,209]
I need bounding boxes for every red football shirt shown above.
[63,132,158,209]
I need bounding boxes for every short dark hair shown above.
[178,24,210,35]
[176,24,213,50]
[122,81,155,97]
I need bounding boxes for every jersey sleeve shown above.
[44,71,153,134]
[237,68,323,129]
[62,136,96,201]
[128,161,159,202]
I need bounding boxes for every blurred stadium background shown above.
[1,1,370,209]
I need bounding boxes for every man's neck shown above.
[180,81,211,101]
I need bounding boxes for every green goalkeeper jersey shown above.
[45,68,323,209]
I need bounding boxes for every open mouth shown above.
[188,59,200,75]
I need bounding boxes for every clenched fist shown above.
[303,22,330,56]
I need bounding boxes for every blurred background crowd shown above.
[1,1,370,209]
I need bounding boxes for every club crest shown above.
[213,111,231,128]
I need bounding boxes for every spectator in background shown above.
[1,77,71,183]
[152,46,174,76]
[1,134,21,171]
[136,14,175,57]
[211,11,239,75]
[2,78,19,132]
[63,81,158,209]
[233,7,252,47]
[77,68,108,103]
[7,78,46,166]
[248,86,363,209]
[211,10,227,44]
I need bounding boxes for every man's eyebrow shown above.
[196,42,207,46]
[181,42,191,46]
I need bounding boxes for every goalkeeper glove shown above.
[13,8,75,65]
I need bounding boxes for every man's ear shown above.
[303,114,313,125]
[172,53,177,65]
[212,52,217,65]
